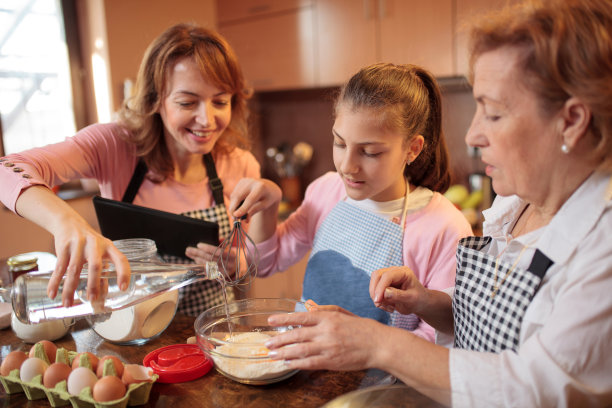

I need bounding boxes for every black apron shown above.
[452,236,553,352]
[122,154,233,316]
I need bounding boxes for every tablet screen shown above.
[93,196,219,259]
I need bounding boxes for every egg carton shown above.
[0,343,157,408]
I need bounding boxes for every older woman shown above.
[263,0,612,406]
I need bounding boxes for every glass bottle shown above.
[10,238,221,324]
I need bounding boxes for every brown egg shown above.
[96,356,124,378]
[71,352,99,371]
[121,364,153,385]
[1,350,28,376]
[29,340,57,364]
[92,375,126,402]
[43,362,72,388]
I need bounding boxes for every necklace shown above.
[490,243,531,298]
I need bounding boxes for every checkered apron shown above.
[453,236,553,352]
[303,200,419,329]
[122,155,234,317]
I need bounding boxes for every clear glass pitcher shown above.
[10,239,221,324]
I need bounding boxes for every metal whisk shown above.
[210,213,258,288]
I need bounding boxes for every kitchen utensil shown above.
[211,212,258,289]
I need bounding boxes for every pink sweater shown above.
[257,172,473,341]
[0,122,260,215]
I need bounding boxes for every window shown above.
[0,0,76,155]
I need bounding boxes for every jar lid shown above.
[7,253,38,268]
[143,344,212,383]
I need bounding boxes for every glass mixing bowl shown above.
[194,298,307,385]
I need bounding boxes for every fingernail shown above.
[374,294,380,303]
[48,290,56,299]
[63,299,70,308]
[384,288,393,299]
[120,282,128,291]
[89,292,97,302]
[267,350,277,358]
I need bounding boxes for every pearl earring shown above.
[561,144,570,154]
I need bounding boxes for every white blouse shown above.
[447,171,612,408]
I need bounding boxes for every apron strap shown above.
[121,159,148,203]
[122,154,225,205]
[203,153,224,206]
[528,249,554,279]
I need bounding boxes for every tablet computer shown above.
[93,196,219,259]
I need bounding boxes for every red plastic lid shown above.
[143,344,212,383]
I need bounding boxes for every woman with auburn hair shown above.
[261,1,612,406]
[0,23,259,315]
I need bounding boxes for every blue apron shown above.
[303,194,419,329]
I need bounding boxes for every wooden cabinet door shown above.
[315,0,378,87]
[379,0,453,76]
[218,0,314,23]
[219,7,317,90]
[455,0,514,76]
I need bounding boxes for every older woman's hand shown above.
[304,299,356,315]
[369,266,427,315]
[265,310,383,371]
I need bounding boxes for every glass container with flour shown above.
[10,239,222,333]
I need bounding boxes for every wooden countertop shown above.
[0,313,442,407]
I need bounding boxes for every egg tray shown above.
[0,343,158,408]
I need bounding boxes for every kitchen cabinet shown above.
[316,0,454,87]
[217,1,317,90]
[217,0,314,23]
[454,0,516,76]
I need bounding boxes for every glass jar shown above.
[88,238,180,345]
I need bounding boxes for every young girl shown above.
[231,63,472,341]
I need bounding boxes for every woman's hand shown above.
[369,266,427,315]
[47,213,129,308]
[304,299,356,315]
[15,186,130,308]
[185,242,247,280]
[265,311,383,371]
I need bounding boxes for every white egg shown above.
[67,366,98,395]
[19,357,48,382]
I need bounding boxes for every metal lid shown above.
[7,253,38,270]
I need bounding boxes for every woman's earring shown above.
[561,144,570,154]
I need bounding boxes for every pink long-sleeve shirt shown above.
[0,122,260,215]
[256,171,473,341]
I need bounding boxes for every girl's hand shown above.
[265,311,383,371]
[369,266,427,315]
[47,216,129,308]
[229,178,282,219]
